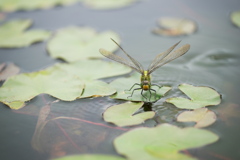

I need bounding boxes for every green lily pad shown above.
[0,60,131,109]
[0,0,80,12]
[177,108,217,128]
[0,19,50,48]
[0,68,84,110]
[52,154,126,160]
[110,73,171,102]
[47,26,120,62]
[166,83,221,109]
[231,10,240,28]
[82,0,138,10]
[114,124,219,160]
[152,17,197,36]
[80,80,116,98]
[52,59,131,80]
[103,102,155,127]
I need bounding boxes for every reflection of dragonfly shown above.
[99,38,190,102]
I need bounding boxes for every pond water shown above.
[0,0,240,160]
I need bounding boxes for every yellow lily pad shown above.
[152,17,197,36]
[177,108,217,128]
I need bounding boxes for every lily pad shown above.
[0,62,20,80]
[47,26,120,62]
[231,10,240,28]
[0,19,50,48]
[0,0,80,12]
[177,108,217,128]
[114,123,219,160]
[52,59,131,80]
[0,60,131,109]
[110,73,171,102]
[166,83,221,109]
[82,0,138,10]
[0,68,84,110]
[80,80,116,98]
[103,102,155,127]
[52,154,126,160]
[152,17,197,36]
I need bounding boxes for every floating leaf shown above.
[47,27,120,62]
[110,73,171,102]
[231,10,240,28]
[0,62,20,80]
[0,60,131,109]
[50,60,131,98]
[103,102,155,127]
[53,59,131,80]
[114,124,219,160]
[177,108,217,128]
[0,0,80,12]
[0,19,50,48]
[166,83,221,109]
[0,68,84,109]
[52,154,126,160]
[80,80,116,98]
[152,17,197,36]
[82,0,138,10]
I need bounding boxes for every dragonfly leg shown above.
[151,83,162,89]
[125,83,141,92]
[150,88,157,100]
[141,89,148,101]
[148,89,152,101]
[127,88,141,99]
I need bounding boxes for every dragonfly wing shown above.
[99,48,142,74]
[147,41,181,72]
[148,44,190,74]
[110,38,144,73]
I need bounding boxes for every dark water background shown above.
[0,0,240,160]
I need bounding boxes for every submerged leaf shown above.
[166,83,221,109]
[0,68,84,109]
[31,104,51,152]
[177,108,217,128]
[0,19,50,48]
[0,62,20,80]
[52,154,126,160]
[110,73,171,102]
[218,103,240,126]
[103,102,155,127]
[114,124,218,160]
[0,0,80,12]
[47,27,120,62]
[82,0,138,10]
[231,10,240,28]
[152,17,197,36]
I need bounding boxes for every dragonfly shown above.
[99,38,190,102]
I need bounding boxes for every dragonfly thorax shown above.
[141,71,151,90]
